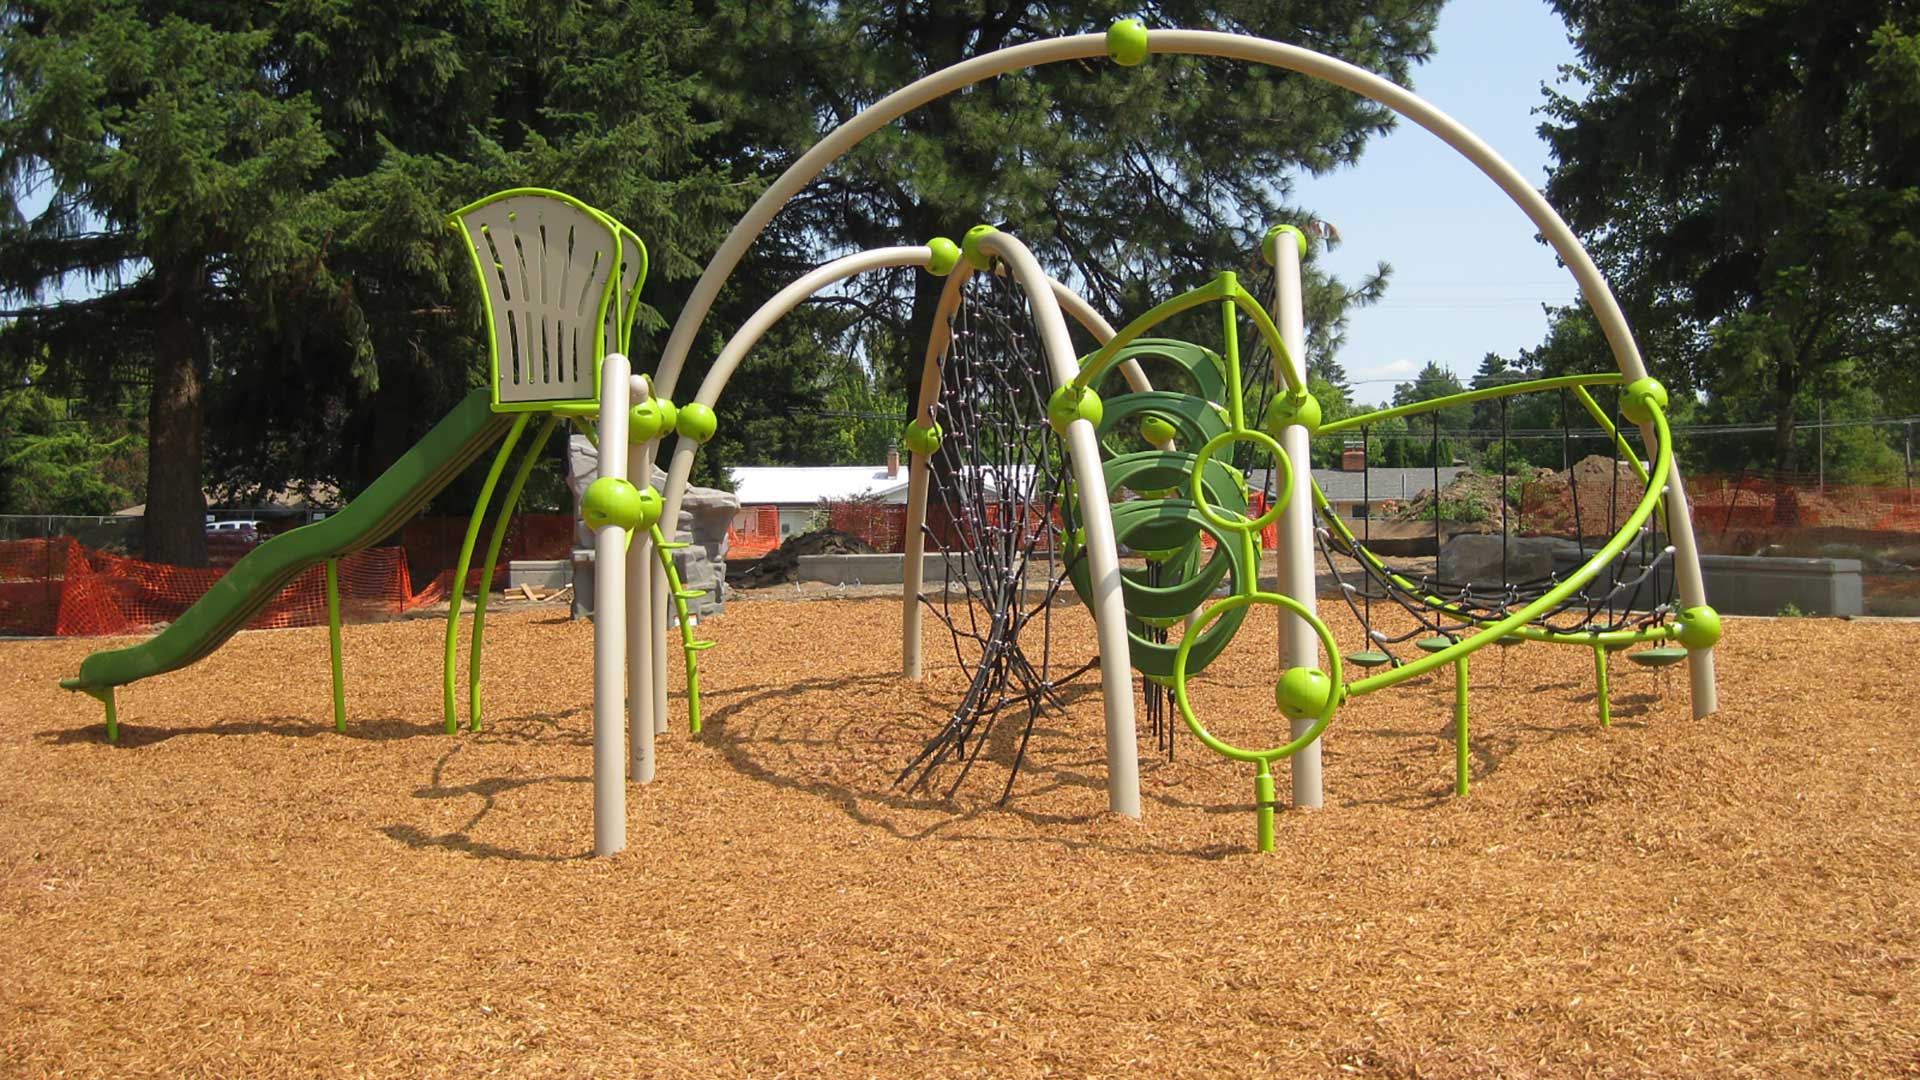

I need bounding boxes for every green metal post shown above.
[1255,763,1276,853]
[1594,644,1612,727]
[469,415,557,731]
[1454,655,1470,796]
[100,687,117,744]
[444,413,529,734]
[325,557,345,733]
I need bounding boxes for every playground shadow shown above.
[699,670,1299,858]
[701,671,1140,844]
[40,714,446,748]
[380,741,594,862]
[41,706,600,749]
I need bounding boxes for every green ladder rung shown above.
[686,640,718,652]
[658,540,691,550]
[1343,649,1392,668]
[1625,646,1689,668]
[674,588,706,600]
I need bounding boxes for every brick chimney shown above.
[1342,442,1366,472]
[886,444,900,479]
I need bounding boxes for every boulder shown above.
[1437,533,1555,587]
[566,434,737,618]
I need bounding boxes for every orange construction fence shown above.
[0,537,529,638]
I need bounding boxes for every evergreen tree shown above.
[1,1,750,560]
[1541,0,1920,477]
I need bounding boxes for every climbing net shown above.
[1316,386,1679,666]
[897,265,1092,802]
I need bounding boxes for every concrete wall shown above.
[796,552,972,586]
[1698,553,1863,616]
[1542,543,1863,616]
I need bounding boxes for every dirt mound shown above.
[731,527,877,587]
[1384,468,1519,528]
[1379,456,1662,541]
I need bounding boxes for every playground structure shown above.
[59,22,1723,856]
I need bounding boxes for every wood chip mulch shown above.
[1,596,1916,1077]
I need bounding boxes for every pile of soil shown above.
[1383,468,1519,530]
[1387,456,1653,541]
[730,527,876,588]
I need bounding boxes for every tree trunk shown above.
[1770,360,1801,526]
[144,281,209,566]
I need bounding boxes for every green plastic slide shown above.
[62,389,515,695]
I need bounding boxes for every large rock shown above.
[566,434,738,619]
[1437,533,1556,587]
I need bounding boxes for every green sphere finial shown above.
[1675,605,1722,650]
[1106,19,1150,66]
[1274,666,1338,722]
[1621,376,1670,424]
[1140,413,1178,446]
[676,401,718,444]
[1047,384,1103,435]
[582,477,643,532]
[630,398,672,442]
[1262,224,1309,266]
[1264,389,1322,436]
[902,418,943,456]
[926,237,962,277]
[635,485,665,531]
[961,224,998,271]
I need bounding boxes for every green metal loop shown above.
[1172,589,1344,764]
[1191,428,1290,535]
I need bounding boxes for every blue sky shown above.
[1291,1,1583,406]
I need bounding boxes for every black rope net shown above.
[1314,387,1679,666]
[897,266,1093,802]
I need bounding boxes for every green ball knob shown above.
[1274,666,1338,722]
[926,237,962,277]
[961,224,998,271]
[630,398,671,442]
[1047,384,1103,435]
[655,397,678,432]
[635,485,664,530]
[902,419,943,456]
[1261,224,1309,266]
[582,477,643,532]
[1140,413,1178,446]
[676,401,718,444]
[1106,18,1150,66]
[1621,376,1669,425]
[1264,389,1322,436]
[1675,605,1722,650]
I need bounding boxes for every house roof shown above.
[729,466,910,506]
[729,463,1043,507]
[1246,467,1469,503]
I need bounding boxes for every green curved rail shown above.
[1341,402,1675,697]
[443,412,530,733]
[1315,371,1681,653]
[466,414,559,732]
[1073,273,1300,397]
[1317,372,1626,435]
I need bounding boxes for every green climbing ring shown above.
[1172,590,1344,764]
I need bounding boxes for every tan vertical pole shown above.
[591,353,632,856]
[901,267,971,678]
[1268,227,1323,808]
